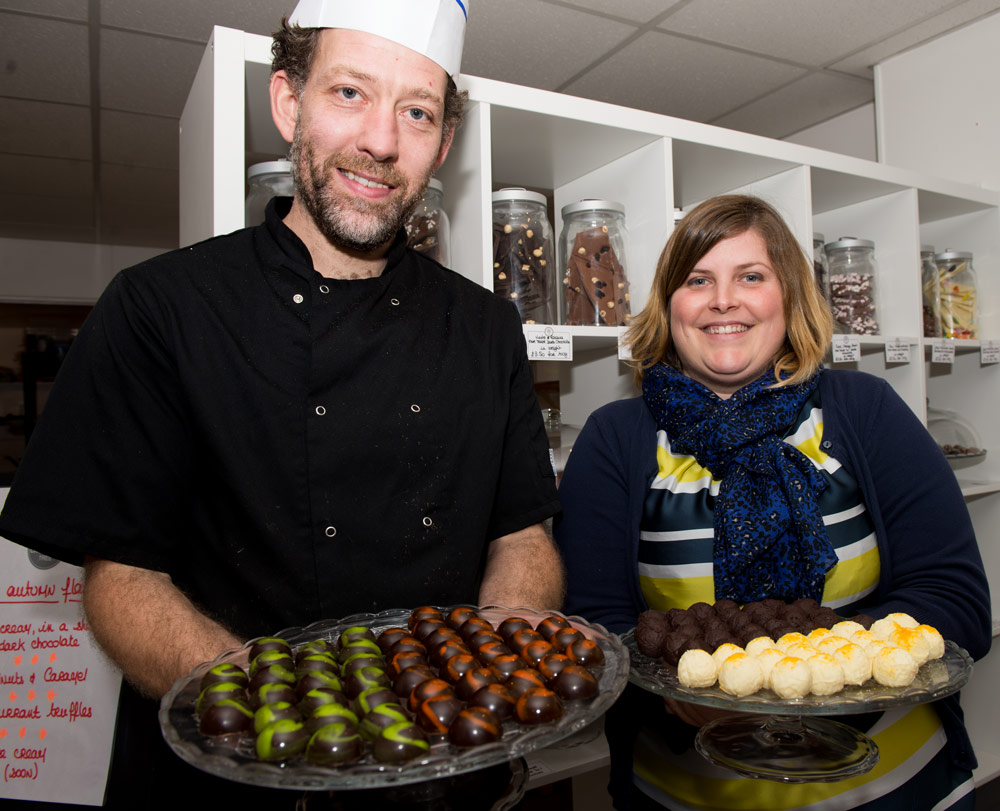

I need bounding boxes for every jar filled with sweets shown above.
[245,160,294,226]
[936,250,978,339]
[491,189,557,324]
[825,237,880,335]
[920,245,941,338]
[560,200,631,326]
[405,178,451,266]
[812,233,831,302]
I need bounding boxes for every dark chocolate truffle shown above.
[509,628,544,654]
[353,686,400,717]
[295,669,345,699]
[305,702,359,735]
[551,627,585,653]
[535,615,572,641]
[198,697,254,736]
[549,664,598,700]
[298,687,349,716]
[446,606,479,629]
[195,681,246,715]
[199,663,249,692]
[448,706,502,747]
[537,652,573,682]
[358,703,410,740]
[459,616,497,644]
[253,700,303,734]
[507,668,547,698]
[377,627,411,654]
[344,665,390,698]
[443,652,479,683]
[468,683,515,721]
[407,678,455,713]
[373,721,429,763]
[338,626,377,651]
[566,638,605,668]
[408,606,445,630]
[248,637,292,663]
[252,681,298,709]
[489,652,527,681]
[475,640,512,665]
[388,649,429,679]
[455,667,499,701]
[250,648,294,677]
[256,718,309,761]
[414,693,462,734]
[515,687,564,724]
[306,722,363,765]
[392,665,435,701]
[497,617,533,644]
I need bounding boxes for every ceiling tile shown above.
[0,153,91,198]
[0,12,89,104]
[100,110,178,170]
[552,0,685,24]
[658,0,962,67]
[830,1,1000,76]
[0,1,87,19]
[564,29,806,123]
[463,0,637,90]
[711,71,875,139]
[100,29,204,117]
[100,0,287,41]
[0,98,91,160]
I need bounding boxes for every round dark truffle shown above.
[252,681,297,709]
[551,627,585,653]
[814,607,841,628]
[521,639,556,667]
[742,601,773,624]
[306,722,363,766]
[256,718,309,761]
[296,639,335,663]
[411,618,447,643]
[388,649,429,679]
[377,627,411,654]
[497,617,533,644]
[566,638,605,668]
[344,666,390,698]
[373,721,430,763]
[509,628,544,654]
[459,616,497,644]
[665,607,691,628]
[298,687,350,716]
[535,615,572,641]
[305,702,359,735]
[550,664,599,701]
[414,693,462,734]
[443,652,479,684]
[295,669,345,699]
[705,625,738,650]
[195,681,246,715]
[429,639,470,670]
[407,678,455,713]
[248,637,292,663]
[248,664,296,695]
[850,613,875,630]
[358,703,409,740]
[392,665,435,701]
[253,700,302,734]
[250,648,294,677]
[338,626,377,651]
[738,624,769,647]
[446,606,479,629]
[792,597,821,616]
[660,631,690,667]
[408,606,445,630]
[353,686,400,717]
[199,697,254,736]
[295,653,339,679]
[424,626,463,653]
[448,706,502,747]
[760,598,785,613]
[340,653,384,678]
[199,663,248,692]
[714,599,740,614]
[515,687,564,724]
[387,635,428,659]
[689,602,715,622]
[339,637,382,660]
[455,667,498,701]
[468,683,515,721]
[684,636,710,655]
[634,621,668,658]
[475,640,512,665]
[468,628,504,651]
[489,652,527,681]
[507,668,546,698]
[537,652,573,682]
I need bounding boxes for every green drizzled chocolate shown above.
[256,718,309,761]
[306,722,363,766]
[305,703,359,735]
[195,681,246,715]
[199,662,248,692]
[358,703,409,740]
[198,697,254,736]
[373,720,429,763]
[253,701,303,734]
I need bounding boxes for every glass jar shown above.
[920,244,941,338]
[812,232,830,301]
[560,200,631,326]
[935,250,978,339]
[927,406,986,459]
[245,160,294,226]
[405,178,451,266]
[542,408,581,484]
[825,237,880,335]
[491,188,557,324]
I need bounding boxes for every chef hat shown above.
[288,0,469,77]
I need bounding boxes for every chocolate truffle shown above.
[306,722,363,766]
[256,718,309,762]
[689,602,715,622]
[537,652,573,682]
[443,652,479,683]
[536,615,572,641]
[414,693,462,734]
[408,606,445,630]
[295,653,339,679]
[298,687,349,716]
[344,666,390,698]
[521,639,556,667]
[199,663,248,692]
[497,617,533,643]
[515,687,564,724]
[392,665,435,701]
[446,606,479,629]
[455,667,499,701]
[507,668,547,698]
[252,681,298,709]
[635,621,668,659]
[373,721,429,763]
[248,637,292,662]
[387,636,428,658]
[388,649,429,680]
[295,670,345,699]
[448,706,502,747]
[566,638,605,668]
[407,678,455,713]
[468,629,504,651]
[353,686,400,717]
[489,652,527,681]
[430,639,470,670]
[253,700,302,734]
[250,648,294,677]
[338,626,377,651]
[661,631,692,667]
[425,626,464,653]
[475,640,512,665]
[459,616,497,644]
[468,683,515,721]
[248,664,296,695]
[196,681,246,715]
[296,639,335,663]
[305,702,359,735]
[199,697,254,736]
[551,627,585,653]
[412,618,447,643]
[550,664,599,701]
[358,703,410,740]
[509,628,544,654]
[377,627,411,654]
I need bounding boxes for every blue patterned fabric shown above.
[641,364,836,602]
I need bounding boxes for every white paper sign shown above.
[981,340,1000,365]
[884,337,911,364]
[831,334,861,363]
[931,339,956,364]
[617,326,633,361]
[523,326,573,362]
[0,498,122,805]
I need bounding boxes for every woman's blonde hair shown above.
[627,194,833,387]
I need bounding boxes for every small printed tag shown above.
[884,337,910,364]
[931,339,956,364]
[618,326,633,361]
[831,334,861,363]
[523,326,573,361]
[981,339,1000,364]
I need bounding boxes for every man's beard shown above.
[289,125,431,253]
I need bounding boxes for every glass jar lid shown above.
[813,232,825,244]
[492,187,546,205]
[935,250,973,262]
[560,199,625,217]
[825,237,874,251]
[427,177,444,193]
[920,244,935,255]
[247,160,292,180]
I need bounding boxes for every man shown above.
[0,0,562,804]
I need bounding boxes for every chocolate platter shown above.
[159,606,628,791]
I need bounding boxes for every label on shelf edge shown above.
[884,337,911,364]
[981,340,1000,364]
[618,326,633,361]
[831,334,861,363]
[523,325,573,362]
[931,339,956,365]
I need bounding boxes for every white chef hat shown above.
[288,0,469,77]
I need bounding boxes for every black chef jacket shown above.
[0,197,560,639]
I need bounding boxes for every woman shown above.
[555,195,991,810]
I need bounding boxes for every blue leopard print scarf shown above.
[642,364,837,603]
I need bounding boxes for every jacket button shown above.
[325,526,336,538]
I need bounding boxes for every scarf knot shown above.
[642,365,837,603]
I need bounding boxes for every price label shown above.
[981,340,1000,364]
[884,337,911,364]
[523,326,573,361]
[831,334,861,363]
[931,339,956,364]
[617,326,633,361]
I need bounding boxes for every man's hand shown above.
[478,522,565,611]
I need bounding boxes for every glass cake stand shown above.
[623,630,972,782]
[160,605,629,792]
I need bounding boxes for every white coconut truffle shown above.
[832,642,872,686]
[677,648,718,688]
[784,641,818,662]
[864,638,895,659]
[916,624,945,660]
[888,626,931,666]
[851,629,876,649]
[869,617,900,641]
[886,612,919,629]
[775,632,809,652]
[815,635,851,656]
[807,628,833,646]
[744,635,776,658]
[770,656,812,699]
[718,652,764,697]
[872,645,919,687]
[807,652,845,696]
[830,620,866,641]
[711,642,744,670]
[753,647,786,690]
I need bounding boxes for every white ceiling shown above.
[2,0,999,249]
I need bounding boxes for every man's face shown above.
[288,29,451,253]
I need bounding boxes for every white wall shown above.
[783,103,877,162]
[0,238,162,304]
[876,11,1000,190]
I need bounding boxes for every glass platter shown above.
[623,630,971,714]
[159,606,629,791]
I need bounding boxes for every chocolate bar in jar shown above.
[560,200,631,327]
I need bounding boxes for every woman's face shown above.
[669,229,786,398]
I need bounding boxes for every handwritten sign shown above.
[884,337,911,364]
[981,340,1000,365]
[0,491,121,806]
[930,339,956,365]
[523,326,573,361]
[617,327,632,361]
[831,334,861,364]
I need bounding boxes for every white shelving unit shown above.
[180,26,1000,788]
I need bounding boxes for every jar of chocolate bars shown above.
[491,188,557,324]
[405,178,451,266]
[560,199,631,326]
[921,244,941,338]
[812,233,830,301]
[936,249,978,339]
[825,237,880,335]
